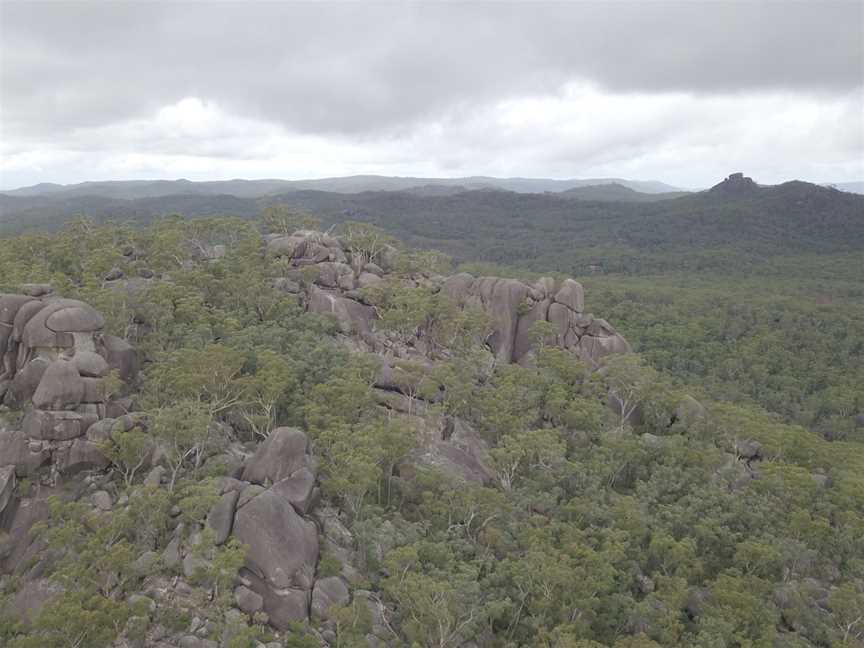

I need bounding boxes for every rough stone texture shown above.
[234,585,264,614]
[554,279,585,312]
[241,427,310,486]
[103,335,139,382]
[5,578,61,623]
[674,395,706,428]
[311,576,350,621]
[240,568,310,630]
[4,357,49,409]
[23,409,83,441]
[19,284,53,297]
[736,440,763,461]
[91,490,113,511]
[0,465,15,518]
[455,276,530,363]
[32,360,84,410]
[233,486,319,591]
[0,429,49,476]
[271,467,317,514]
[207,490,240,545]
[73,351,110,378]
[443,272,627,365]
[307,286,374,336]
[0,497,49,575]
[46,305,105,333]
[56,438,110,474]
[405,416,493,484]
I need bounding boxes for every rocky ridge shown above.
[0,229,633,645]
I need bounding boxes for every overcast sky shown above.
[1,1,862,190]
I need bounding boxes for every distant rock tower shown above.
[710,172,758,195]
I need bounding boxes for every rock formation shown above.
[268,229,630,366]
[0,288,138,478]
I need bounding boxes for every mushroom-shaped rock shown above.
[311,576,350,621]
[554,279,585,313]
[241,427,309,486]
[22,299,94,348]
[232,485,319,591]
[32,359,84,410]
[72,351,109,378]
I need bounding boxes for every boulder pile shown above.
[268,229,630,365]
[0,288,138,478]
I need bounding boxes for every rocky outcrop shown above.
[268,229,629,367]
[0,290,138,478]
[443,273,629,365]
[709,172,759,196]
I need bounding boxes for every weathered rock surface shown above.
[265,229,629,368]
[241,427,310,486]
[0,291,139,478]
[311,576,350,621]
[232,486,319,590]
[206,490,240,545]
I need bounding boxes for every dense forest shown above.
[0,203,862,647]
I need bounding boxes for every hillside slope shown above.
[0,217,862,647]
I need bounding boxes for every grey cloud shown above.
[2,2,862,138]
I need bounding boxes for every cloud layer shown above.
[2,2,862,189]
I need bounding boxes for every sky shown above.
[1,1,862,190]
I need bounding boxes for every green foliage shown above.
[2,211,862,647]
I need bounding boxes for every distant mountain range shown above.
[2,175,687,200]
[2,175,862,277]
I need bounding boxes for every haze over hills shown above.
[2,173,862,280]
[1,175,688,199]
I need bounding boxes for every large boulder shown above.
[239,568,309,630]
[45,305,105,333]
[207,490,240,545]
[232,486,319,591]
[307,286,374,336]
[103,335,138,382]
[311,576,350,621]
[4,357,49,408]
[56,439,110,474]
[553,279,585,312]
[32,359,84,410]
[271,468,317,514]
[0,430,49,476]
[72,351,109,378]
[23,409,83,441]
[241,427,310,486]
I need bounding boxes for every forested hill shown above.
[2,177,862,275]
